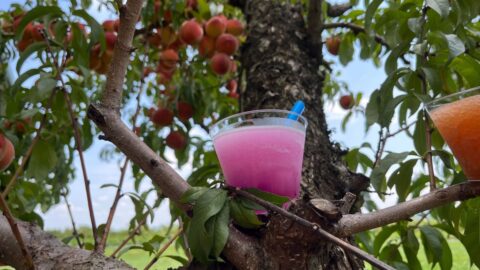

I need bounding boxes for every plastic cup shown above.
[426,87,480,180]
[210,109,307,200]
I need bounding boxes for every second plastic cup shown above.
[426,87,480,181]
[210,109,307,200]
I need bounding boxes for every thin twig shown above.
[416,5,436,191]
[2,89,56,198]
[229,188,395,270]
[62,192,83,249]
[144,228,184,270]
[63,90,99,246]
[110,214,148,258]
[97,157,129,252]
[372,129,386,168]
[0,194,35,269]
[372,121,415,168]
[97,41,149,252]
[322,22,411,64]
[41,32,99,247]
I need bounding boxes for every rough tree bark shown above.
[238,1,367,269]
[0,216,133,270]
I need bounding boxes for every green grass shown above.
[1,229,479,269]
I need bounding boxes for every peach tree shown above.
[0,0,479,269]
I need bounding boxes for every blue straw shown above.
[287,100,305,120]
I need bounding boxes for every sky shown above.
[1,0,414,231]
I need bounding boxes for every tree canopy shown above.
[0,0,480,269]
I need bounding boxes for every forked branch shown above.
[338,182,480,236]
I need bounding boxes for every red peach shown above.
[0,136,15,171]
[177,101,194,121]
[205,16,226,38]
[103,20,116,32]
[215,33,238,55]
[226,19,243,36]
[198,36,215,58]
[210,53,231,75]
[179,20,203,45]
[151,108,174,126]
[166,131,186,150]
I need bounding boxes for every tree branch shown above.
[144,228,183,270]
[110,214,148,258]
[0,194,34,269]
[323,22,389,48]
[229,188,394,270]
[338,182,480,236]
[62,192,83,249]
[101,0,144,112]
[327,2,353,17]
[0,215,134,270]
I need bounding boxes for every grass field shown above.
[1,228,479,269]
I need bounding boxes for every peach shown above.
[215,33,238,55]
[0,136,15,171]
[226,19,243,36]
[31,24,44,41]
[151,108,174,126]
[339,95,354,110]
[177,101,194,121]
[166,131,186,150]
[179,20,203,45]
[198,36,215,58]
[210,53,231,75]
[226,79,237,92]
[103,20,116,32]
[205,16,226,38]
[326,36,341,56]
[159,49,179,69]
[105,32,117,50]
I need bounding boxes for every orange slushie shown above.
[429,95,480,180]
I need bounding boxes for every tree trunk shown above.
[238,1,368,268]
[0,216,133,270]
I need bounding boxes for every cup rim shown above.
[425,86,480,111]
[209,109,308,138]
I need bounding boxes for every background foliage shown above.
[0,0,479,269]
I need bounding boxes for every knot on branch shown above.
[87,104,107,126]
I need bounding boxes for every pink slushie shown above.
[213,125,306,200]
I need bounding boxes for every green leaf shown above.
[371,152,410,194]
[12,68,41,90]
[365,0,383,31]
[207,203,229,258]
[26,139,58,180]
[164,255,189,266]
[339,34,354,66]
[180,187,208,203]
[229,199,263,229]
[72,10,105,50]
[244,188,289,206]
[402,229,422,270]
[431,149,453,169]
[36,76,57,101]
[15,6,64,40]
[388,159,417,201]
[420,225,443,265]
[413,112,427,156]
[187,189,228,264]
[450,55,480,87]
[426,0,450,18]
[444,34,465,58]
[16,42,48,73]
[373,225,397,255]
